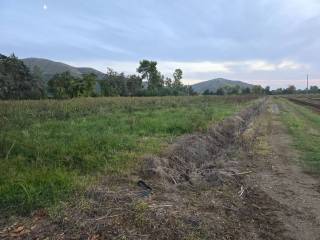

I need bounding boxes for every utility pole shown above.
[306,74,309,94]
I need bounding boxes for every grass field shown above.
[0,96,257,215]
[278,97,320,173]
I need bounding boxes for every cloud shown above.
[244,60,307,72]
[2,0,320,89]
[246,61,276,71]
[277,60,304,70]
[66,59,306,73]
[94,43,133,55]
[66,58,307,85]
[159,61,231,74]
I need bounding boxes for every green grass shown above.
[278,98,320,173]
[0,96,256,215]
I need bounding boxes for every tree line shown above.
[0,54,196,99]
[202,85,265,95]
[269,85,320,95]
[1,53,319,99]
[202,84,320,96]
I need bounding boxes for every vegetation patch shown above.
[278,98,320,173]
[0,96,256,215]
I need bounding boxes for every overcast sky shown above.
[1,0,319,89]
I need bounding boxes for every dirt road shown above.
[1,98,320,239]
[243,100,320,240]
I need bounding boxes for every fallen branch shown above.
[232,171,252,176]
[149,204,173,208]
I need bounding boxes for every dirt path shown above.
[245,99,320,240]
[1,98,320,239]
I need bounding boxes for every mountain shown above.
[191,78,254,93]
[20,59,254,94]
[22,58,105,80]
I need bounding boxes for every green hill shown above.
[191,78,254,93]
[22,58,105,80]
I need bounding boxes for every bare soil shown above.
[287,97,320,111]
[1,98,320,239]
[250,101,320,240]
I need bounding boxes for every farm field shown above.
[3,1,320,238]
[1,96,320,240]
[0,95,256,215]
[285,94,320,110]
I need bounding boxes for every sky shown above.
[1,0,320,89]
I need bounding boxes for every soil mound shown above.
[141,99,266,185]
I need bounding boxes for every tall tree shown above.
[137,60,163,90]
[0,54,44,99]
[172,69,183,89]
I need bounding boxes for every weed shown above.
[132,201,150,228]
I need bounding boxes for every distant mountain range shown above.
[21,58,254,92]
[191,78,254,93]
[22,58,105,80]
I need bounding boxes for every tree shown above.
[99,80,111,96]
[100,68,129,96]
[137,60,163,90]
[173,69,183,88]
[47,71,86,98]
[241,87,251,94]
[47,71,79,98]
[286,85,296,94]
[274,88,283,95]
[264,86,271,95]
[228,85,240,95]
[203,89,212,95]
[252,85,264,94]
[82,73,97,97]
[216,88,225,95]
[127,74,142,96]
[0,53,44,99]
[309,85,319,93]
[100,68,121,96]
